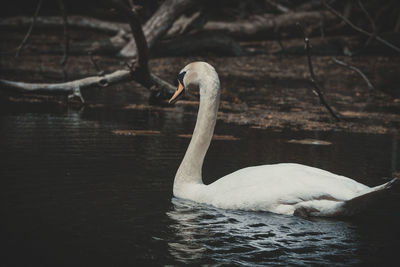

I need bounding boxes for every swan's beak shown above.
[169,80,185,104]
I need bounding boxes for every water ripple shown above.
[166,198,360,266]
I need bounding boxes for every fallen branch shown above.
[0,15,129,34]
[203,11,336,39]
[297,23,341,122]
[0,69,175,100]
[332,58,375,91]
[0,0,176,103]
[15,0,43,57]
[2,11,331,41]
[166,11,205,37]
[119,0,197,57]
[323,0,400,53]
[0,70,130,102]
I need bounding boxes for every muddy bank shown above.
[1,28,400,134]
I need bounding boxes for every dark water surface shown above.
[1,106,399,266]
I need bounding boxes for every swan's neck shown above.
[174,78,220,192]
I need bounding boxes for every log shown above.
[152,32,243,57]
[0,70,130,102]
[119,0,197,57]
[0,15,129,34]
[0,68,175,102]
[203,11,336,39]
[166,11,205,37]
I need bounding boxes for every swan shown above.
[169,61,397,217]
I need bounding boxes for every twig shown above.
[265,0,291,13]
[297,22,341,122]
[319,16,325,38]
[395,12,400,32]
[69,85,85,103]
[58,0,69,65]
[357,0,377,46]
[323,0,400,53]
[332,58,375,91]
[88,52,104,76]
[127,0,134,9]
[15,0,43,57]
[127,0,142,12]
[374,0,395,26]
[272,20,285,53]
[324,1,352,32]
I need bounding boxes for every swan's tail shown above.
[340,178,398,216]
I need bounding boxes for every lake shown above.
[0,104,399,266]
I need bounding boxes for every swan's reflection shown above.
[166,198,360,265]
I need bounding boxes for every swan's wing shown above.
[206,163,370,210]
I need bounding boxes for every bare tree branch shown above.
[297,22,341,122]
[323,0,400,53]
[332,58,375,91]
[15,0,43,57]
[112,0,149,72]
[58,0,69,65]
[357,0,377,46]
[113,0,176,97]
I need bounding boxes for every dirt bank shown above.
[1,28,400,134]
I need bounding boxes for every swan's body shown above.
[170,62,397,217]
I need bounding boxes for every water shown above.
[0,105,399,266]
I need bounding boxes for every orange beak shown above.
[169,80,185,104]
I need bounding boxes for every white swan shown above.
[169,61,397,217]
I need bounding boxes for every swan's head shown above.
[169,61,220,104]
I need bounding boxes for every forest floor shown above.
[1,28,400,134]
